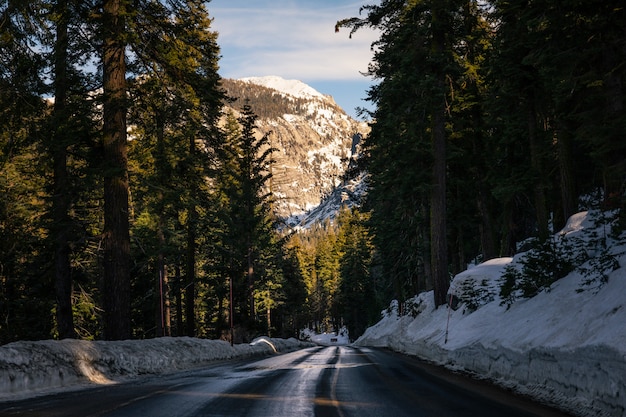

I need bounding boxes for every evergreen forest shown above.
[337,0,626,308]
[1,0,625,344]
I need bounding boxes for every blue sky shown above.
[208,0,380,119]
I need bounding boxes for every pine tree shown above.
[128,76,178,337]
[274,245,308,338]
[215,104,276,339]
[447,1,495,269]
[50,0,75,340]
[49,0,89,340]
[336,208,377,339]
[0,0,55,341]
[123,0,224,338]
[428,0,455,307]
[338,0,468,306]
[313,225,341,331]
[340,2,431,302]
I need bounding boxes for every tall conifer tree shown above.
[101,0,131,340]
[49,0,74,338]
[0,0,51,341]
[338,0,465,306]
[216,104,275,337]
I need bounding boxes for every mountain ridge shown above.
[239,76,328,101]
[221,76,369,225]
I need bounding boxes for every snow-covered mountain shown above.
[240,76,327,101]
[221,76,369,225]
[287,171,368,230]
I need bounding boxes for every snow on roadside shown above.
[0,336,311,401]
[356,211,626,417]
[301,327,350,346]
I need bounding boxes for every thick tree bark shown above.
[527,105,549,241]
[430,98,449,307]
[155,115,171,337]
[429,4,450,308]
[477,185,496,261]
[555,126,576,228]
[102,0,131,340]
[52,0,75,339]
[157,220,171,337]
[185,206,196,337]
[175,263,183,336]
[602,48,625,200]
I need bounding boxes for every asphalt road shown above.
[0,345,574,417]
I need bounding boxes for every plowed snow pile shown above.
[0,337,310,400]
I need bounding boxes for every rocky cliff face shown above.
[221,76,369,225]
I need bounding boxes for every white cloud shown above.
[209,1,379,82]
[220,46,375,81]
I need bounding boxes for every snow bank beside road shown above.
[356,211,626,417]
[358,272,626,417]
[0,336,310,400]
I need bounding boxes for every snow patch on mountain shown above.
[287,171,368,230]
[240,76,326,100]
[222,76,369,225]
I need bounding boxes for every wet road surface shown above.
[0,345,573,417]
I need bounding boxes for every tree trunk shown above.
[229,271,234,345]
[156,261,171,337]
[429,4,450,307]
[102,0,131,341]
[216,291,224,339]
[602,48,625,201]
[175,263,183,336]
[247,246,255,323]
[157,221,170,337]
[527,105,549,241]
[500,200,518,257]
[185,206,196,337]
[477,185,496,261]
[420,201,432,292]
[155,114,170,337]
[555,125,576,228]
[430,102,449,307]
[52,0,75,339]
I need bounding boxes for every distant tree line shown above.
[338,0,626,307]
[286,207,382,339]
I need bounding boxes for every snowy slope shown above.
[286,171,368,230]
[356,210,626,417]
[240,76,326,100]
[222,76,369,221]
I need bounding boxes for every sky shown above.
[207,0,381,119]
